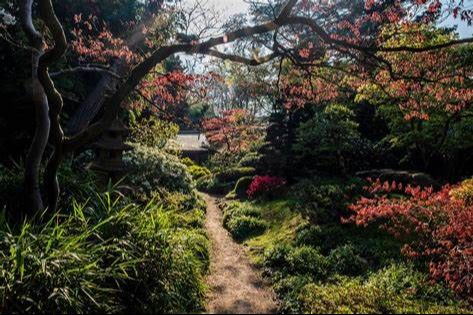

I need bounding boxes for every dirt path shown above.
[202,194,279,314]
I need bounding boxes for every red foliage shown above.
[130,71,215,125]
[277,1,473,118]
[71,14,137,64]
[202,109,263,154]
[346,179,473,296]
[247,176,286,199]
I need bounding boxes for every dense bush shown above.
[225,215,268,242]
[196,175,234,194]
[247,175,286,199]
[294,223,401,264]
[215,167,256,183]
[295,224,342,253]
[328,244,368,276]
[299,264,470,314]
[188,164,212,181]
[180,157,212,181]
[0,190,209,314]
[129,115,179,150]
[197,167,256,194]
[124,143,194,199]
[348,179,473,296]
[238,152,262,168]
[226,176,254,199]
[222,203,262,225]
[293,104,360,174]
[286,246,329,279]
[207,150,244,171]
[264,245,329,280]
[290,179,358,224]
[264,244,294,271]
[221,202,267,241]
[271,274,313,314]
[263,241,468,313]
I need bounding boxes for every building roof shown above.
[175,131,209,152]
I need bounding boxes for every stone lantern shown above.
[89,118,131,181]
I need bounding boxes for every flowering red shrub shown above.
[345,179,473,297]
[247,176,286,199]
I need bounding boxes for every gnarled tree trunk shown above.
[21,0,50,214]
[24,52,50,213]
[37,0,68,213]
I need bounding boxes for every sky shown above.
[197,0,249,19]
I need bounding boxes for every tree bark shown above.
[37,0,68,212]
[65,60,126,136]
[21,0,50,213]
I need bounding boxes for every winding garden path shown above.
[202,194,279,314]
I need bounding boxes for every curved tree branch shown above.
[65,0,299,151]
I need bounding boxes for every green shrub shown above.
[181,157,196,167]
[208,150,244,171]
[293,103,360,174]
[188,164,212,181]
[226,176,254,199]
[0,190,209,314]
[196,175,213,191]
[290,181,347,224]
[196,175,234,194]
[222,202,261,227]
[272,274,313,314]
[263,244,293,271]
[299,272,470,314]
[367,264,458,305]
[295,223,402,265]
[215,167,256,183]
[124,143,193,199]
[238,152,262,168]
[130,115,179,149]
[350,237,402,268]
[225,215,268,241]
[153,188,205,213]
[286,246,329,279]
[299,277,390,314]
[264,243,330,279]
[295,224,349,254]
[328,244,368,276]
[197,167,255,194]
[222,201,267,241]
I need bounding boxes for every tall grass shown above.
[0,190,209,313]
